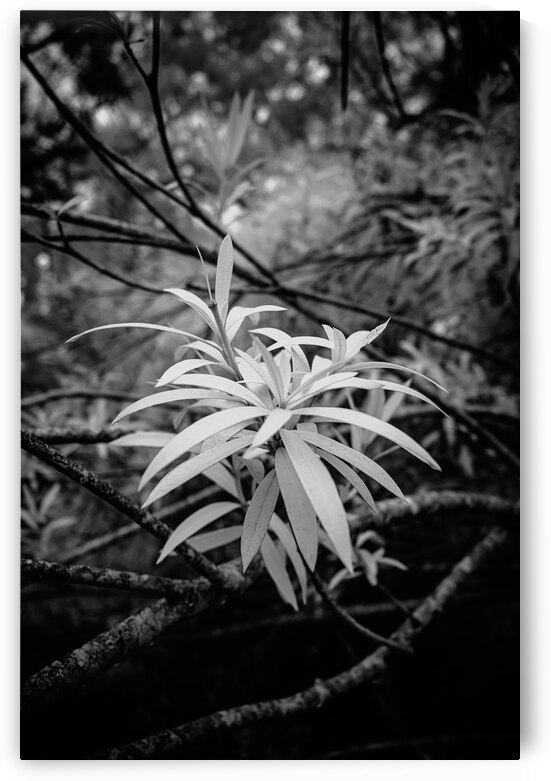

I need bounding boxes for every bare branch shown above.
[21,558,205,597]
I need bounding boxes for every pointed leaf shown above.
[293,407,440,470]
[156,501,240,563]
[66,322,214,345]
[110,432,174,448]
[170,374,266,406]
[188,525,243,553]
[241,469,280,570]
[215,235,233,320]
[269,513,308,603]
[347,361,447,393]
[279,429,353,572]
[142,432,255,507]
[140,406,268,488]
[155,359,216,387]
[274,448,318,570]
[294,430,405,500]
[113,389,230,424]
[318,451,377,512]
[260,534,298,611]
[252,408,294,448]
[164,288,218,331]
[203,462,240,498]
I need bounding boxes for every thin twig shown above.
[93,524,509,758]
[307,566,411,654]
[23,229,167,296]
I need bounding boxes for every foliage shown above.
[70,236,442,607]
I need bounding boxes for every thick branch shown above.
[95,524,509,758]
[21,558,203,597]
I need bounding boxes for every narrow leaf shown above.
[155,359,216,387]
[294,430,405,500]
[274,448,318,570]
[215,235,233,320]
[164,288,218,331]
[260,534,298,611]
[293,407,440,470]
[113,389,230,424]
[269,513,308,604]
[142,433,255,507]
[280,429,353,572]
[156,501,239,563]
[110,432,174,448]
[252,408,293,448]
[318,451,376,511]
[188,525,243,553]
[140,406,268,488]
[241,469,280,571]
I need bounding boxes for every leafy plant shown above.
[69,235,443,608]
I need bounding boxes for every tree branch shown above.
[21,558,206,597]
[24,426,140,445]
[93,524,509,758]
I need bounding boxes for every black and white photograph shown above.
[20,8,521,762]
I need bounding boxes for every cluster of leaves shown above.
[71,236,442,608]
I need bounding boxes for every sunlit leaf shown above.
[226,305,287,343]
[203,462,240,498]
[260,533,298,611]
[241,469,280,570]
[294,429,405,500]
[156,501,240,563]
[215,235,233,320]
[269,513,308,603]
[293,407,440,470]
[140,406,269,488]
[112,389,230,424]
[164,288,218,331]
[155,359,216,387]
[318,451,377,512]
[279,429,353,572]
[142,432,255,507]
[170,374,266,407]
[251,407,294,448]
[188,525,243,553]
[347,361,447,393]
[274,447,318,570]
[66,322,215,345]
[110,432,174,448]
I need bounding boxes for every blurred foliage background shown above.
[20,10,519,759]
